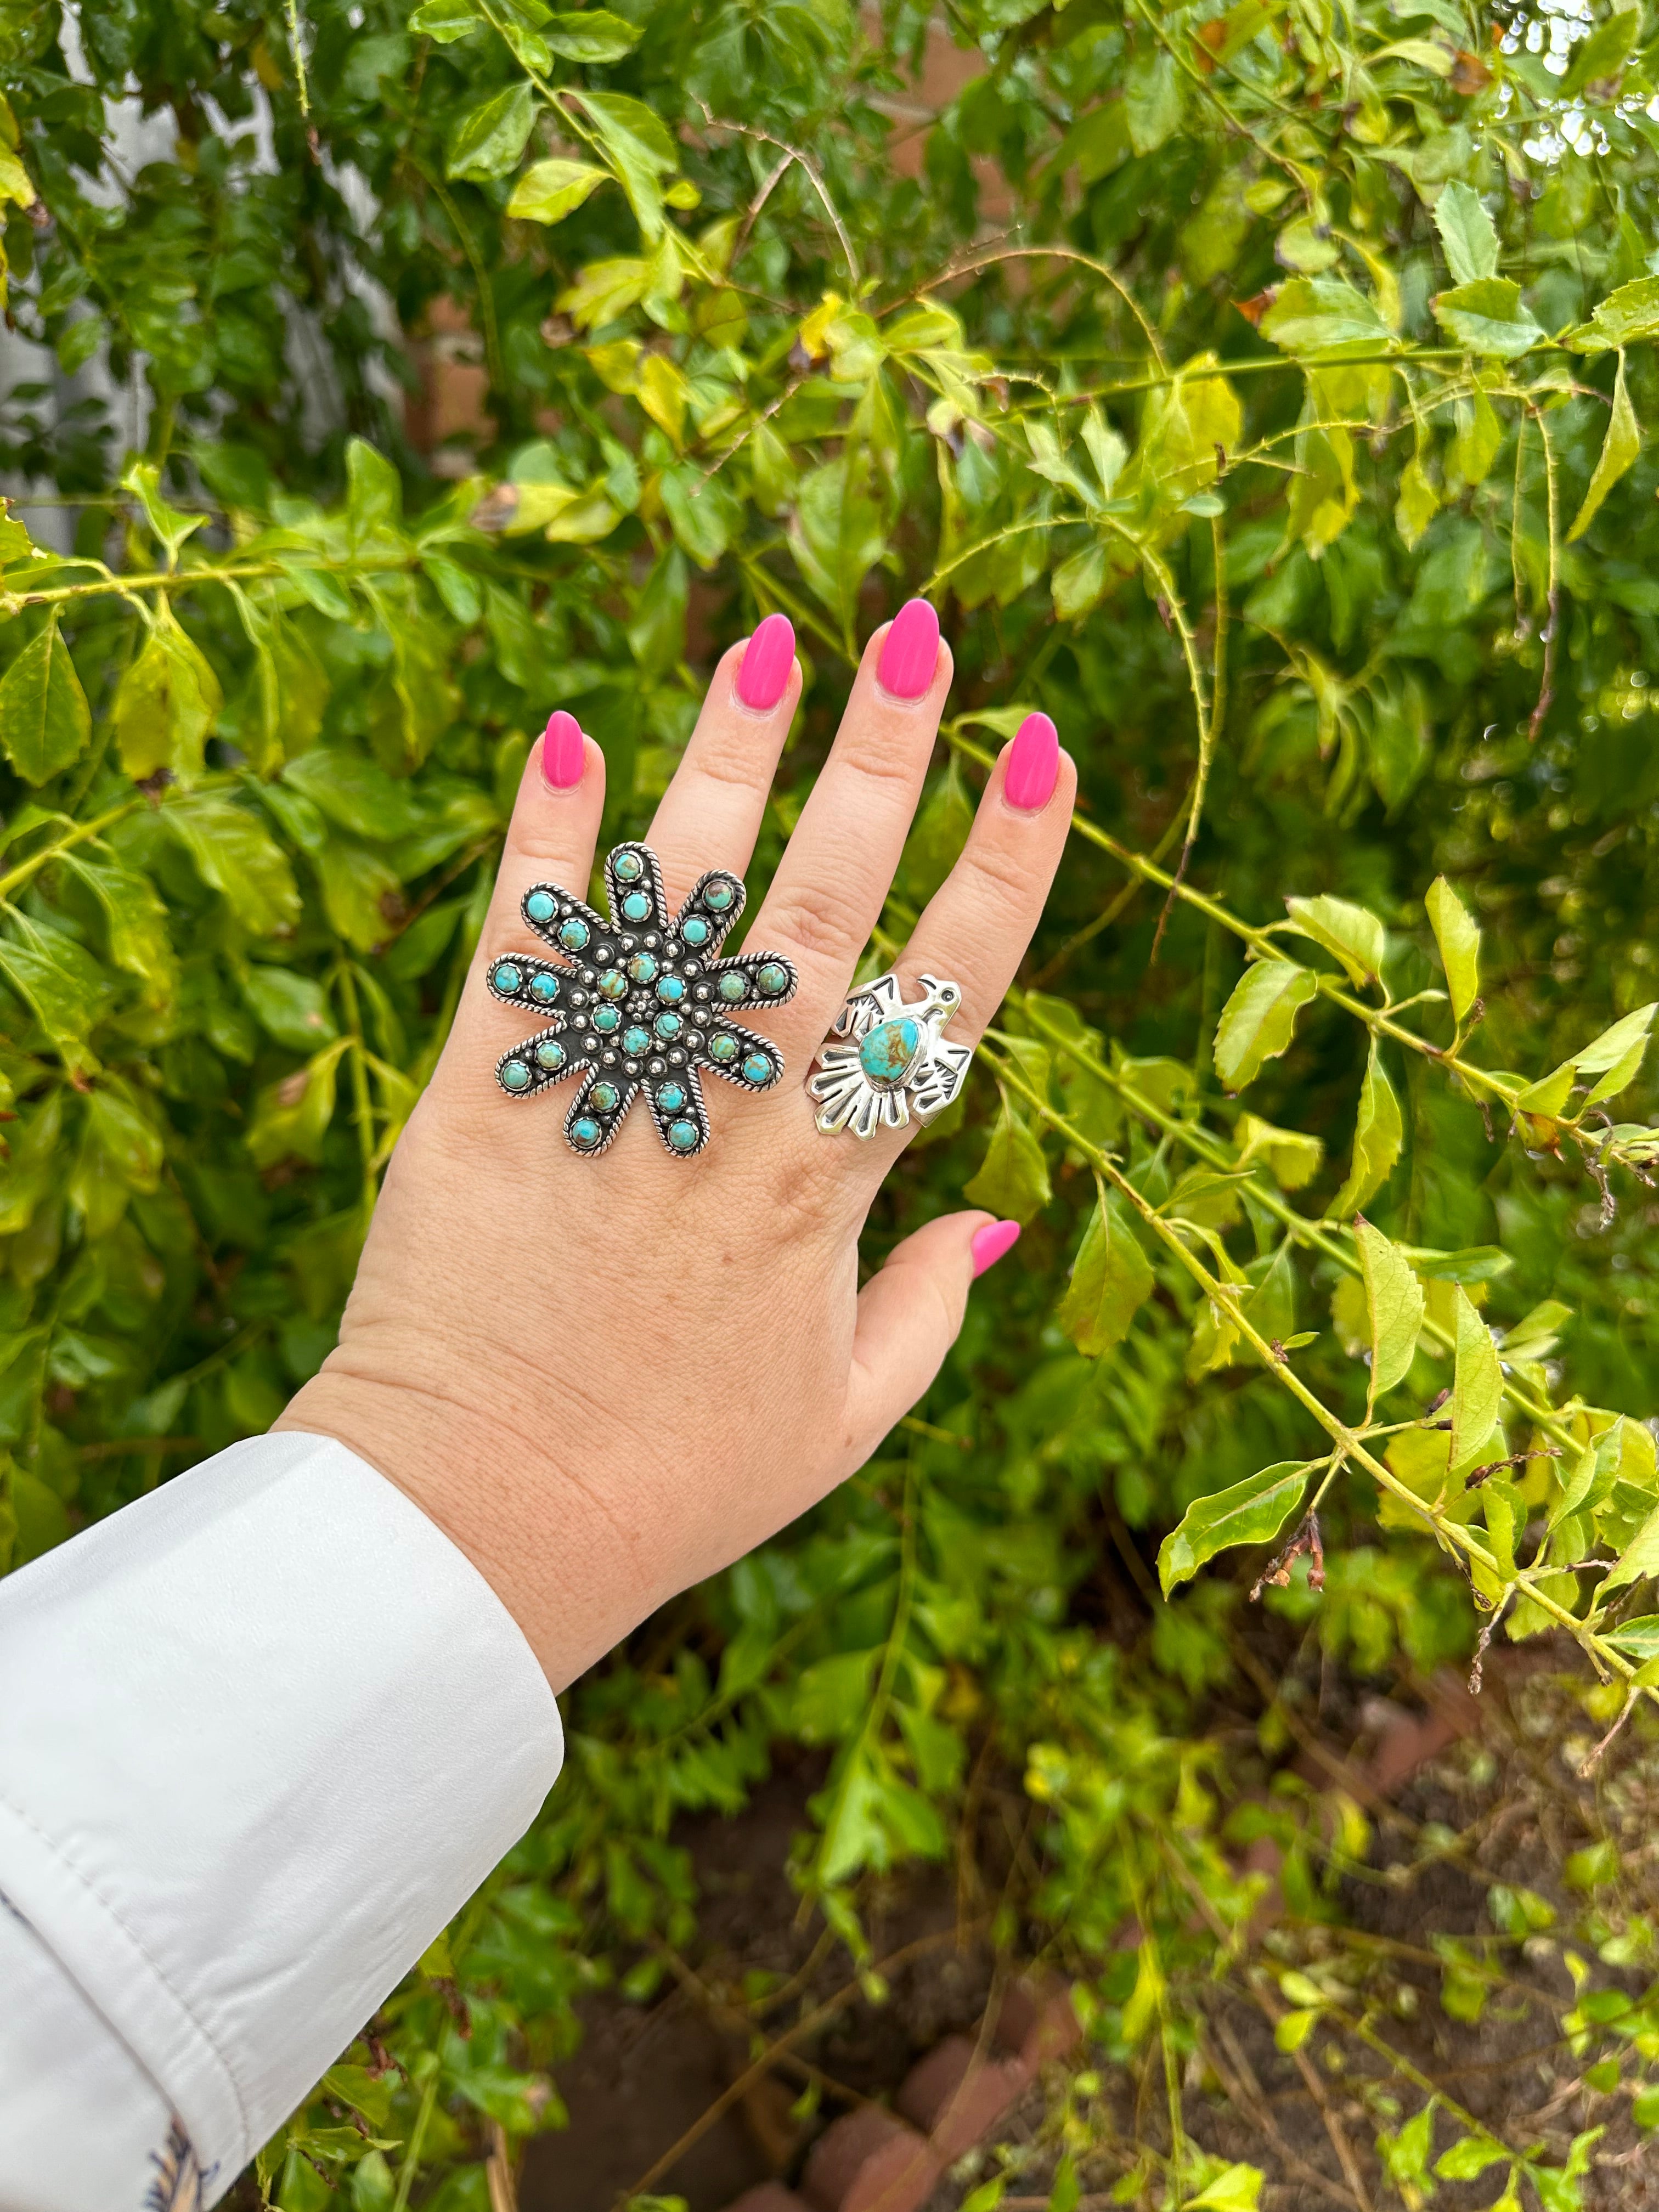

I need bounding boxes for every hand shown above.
[277,602,1075,1686]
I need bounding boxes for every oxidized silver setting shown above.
[808,972,973,1139]
[488,841,797,1158]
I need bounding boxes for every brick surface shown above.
[724,2188,812,2212]
[992,1976,1082,2073]
[800,2105,940,2212]
[895,2033,1032,2163]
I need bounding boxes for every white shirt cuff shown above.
[0,1429,563,2205]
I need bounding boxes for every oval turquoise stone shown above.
[529,972,559,1004]
[492,963,521,995]
[589,1082,619,1112]
[570,1116,602,1147]
[594,1005,620,1033]
[613,851,644,882]
[657,1082,686,1113]
[558,918,589,951]
[667,1119,698,1151]
[717,972,747,1003]
[622,891,652,923]
[536,1040,566,1071]
[623,1024,651,1055]
[526,891,556,924]
[681,917,710,946]
[704,880,734,911]
[708,1032,737,1063]
[859,1017,921,1087]
[500,1059,531,1091]
[656,975,685,1003]
[742,1053,771,1085]
[628,952,658,985]
[597,970,628,1000]
[758,962,789,997]
[654,1012,682,1040]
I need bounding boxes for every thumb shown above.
[844,1212,1022,1458]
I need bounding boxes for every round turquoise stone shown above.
[558,917,589,952]
[656,975,685,1003]
[628,952,658,985]
[589,1081,619,1113]
[758,962,789,997]
[654,1012,682,1041]
[717,972,747,1003]
[570,1116,602,1148]
[623,1024,651,1055]
[492,962,522,995]
[529,972,558,1005]
[859,1017,921,1088]
[704,880,735,912]
[742,1053,772,1085]
[613,851,644,883]
[535,1040,566,1071]
[526,891,556,924]
[597,970,628,1000]
[622,891,652,923]
[667,1119,698,1151]
[594,1005,620,1034]
[681,917,710,947]
[708,1032,738,1063]
[658,1082,687,1113]
[500,1059,531,1091]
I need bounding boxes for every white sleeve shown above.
[0,1429,565,2212]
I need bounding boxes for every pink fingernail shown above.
[736,613,795,712]
[972,1220,1022,1276]
[1004,712,1059,813]
[541,709,585,789]
[876,597,940,701]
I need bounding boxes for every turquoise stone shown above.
[717,972,747,1003]
[704,880,734,911]
[570,1116,601,1147]
[654,1011,682,1040]
[667,1119,698,1151]
[614,851,644,882]
[681,916,710,946]
[742,1053,771,1085]
[590,1081,619,1112]
[536,1040,566,1071]
[492,962,522,995]
[622,891,651,923]
[758,962,789,997]
[658,1082,686,1113]
[529,972,559,1004]
[597,970,628,999]
[656,975,685,1003]
[558,917,589,952]
[526,890,556,924]
[709,1032,737,1063]
[594,1005,620,1033]
[501,1059,531,1091]
[628,952,657,985]
[623,1024,651,1055]
[859,1017,921,1088]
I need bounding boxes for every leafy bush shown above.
[5,0,1659,2199]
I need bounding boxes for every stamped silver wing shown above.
[909,1037,973,1123]
[828,971,904,1041]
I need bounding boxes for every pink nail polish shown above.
[541,710,585,789]
[736,613,795,712]
[1004,712,1059,813]
[972,1220,1022,1276]
[876,597,940,701]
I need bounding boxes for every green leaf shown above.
[1213,960,1317,1092]
[1187,2164,1263,2212]
[1124,48,1184,154]
[1605,1614,1659,1662]
[1331,1040,1403,1217]
[242,966,340,1053]
[578,90,678,241]
[1435,2134,1506,2181]
[0,927,108,1070]
[409,0,478,40]
[1601,1500,1659,1595]
[1560,7,1640,97]
[1234,1114,1323,1190]
[964,1094,1051,1223]
[1564,274,1659,353]
[1158,1461,1312,1594]
[1425,876,1480,1025]
[507,159,608,224]
[0,614,91,783]
[1355,1220,1424,1409]
[1432,180,1499,288]
[1568,353,1640,543]
[1284,893,1385,985]
[1058,1197,1154,1356]
[1450,1286,1503,1474]
[545,10,640,61]
[1579,998,1656,1105]
[112,613,223,782]
[121,459,207,560]
[1431,278,1544,359]
[166,795,302,934]
[445,83,537,183]
[1258,276,1392,354]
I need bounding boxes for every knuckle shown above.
[763,877,873,966]
[960,834,1037,906]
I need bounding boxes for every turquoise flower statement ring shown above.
[808,972,974,1140]
[489,842,798,1158]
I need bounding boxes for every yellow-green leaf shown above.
[1450,1286,1503,1474]
[1284,893,1385,985]
[1568,352,1640,542]
[1425,876,1480,1025]
[1355,1219,1424,1412]
[1214,960,1317,1092]
[1331,1040,1403,1217]
[112,613,223,783]
[1158,1461,1312,1594]
[1058,1197,1154,1356]
[0,614,91,783]
[964,1094,1051,1223]
[507,159,608,224]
